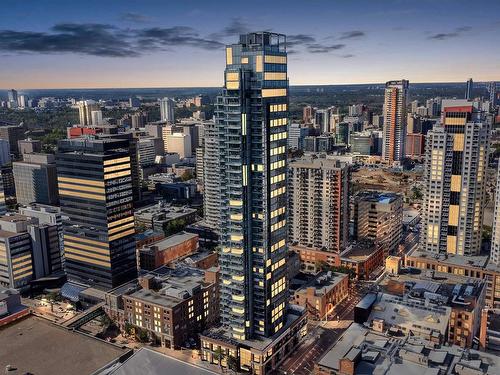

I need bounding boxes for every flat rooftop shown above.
[408,247,490,269]
[141,231,197,252]
[95,347,218,375]
[356,191,401,204]
[0,316,128,375]
[295,271,347,296]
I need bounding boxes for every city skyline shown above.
[1,0,499,89]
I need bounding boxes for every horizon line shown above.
[0,80,492,92]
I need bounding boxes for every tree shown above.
[411,186,423,200]
[124,322,134,336]
[213,347,225,370]
[136,328,149,343]
[46,291,60,312]
[163,218,187,236]
[181,170,194,181]
[227,355,239,373]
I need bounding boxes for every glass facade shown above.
[216,32,289,340]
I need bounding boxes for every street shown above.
[278,282,368,375]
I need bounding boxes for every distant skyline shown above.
[1,0,499,89]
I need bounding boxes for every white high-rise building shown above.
[90,110,103,125]
[382,80,409,164]
[492,164,500,265]
[77,100,100,125]
[165,133,191,159]
[159,97,175,123]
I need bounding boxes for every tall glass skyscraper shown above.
[382,80,409,164]
[201,32,307,375]
[57,138,137,289]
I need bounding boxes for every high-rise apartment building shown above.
[56,138,137,289]
[488,81,496,111]
[159,97,175,123]
[200,32,307,375]
[77,100,101,126]
[164,133,192,159]
[202,120,220,230]
[490,164,500,265]
[288,157,350,253]
[382,80,409,164]
[421,100,491,256]
[466,78,473,100]
[13,153,59,206]
[353,191,403,257]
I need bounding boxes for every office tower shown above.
[289,157,350,253]
[145,123,162,139]
[0,178,6,216]
[182,124,200,154]
[161,123,181,153]
[56,138,137,289]
[372,114,383,127]
[159,98,175,122]
[466,78,473,100]
[336,122,350,145]
[315,109,331,133]
[19,204,63,260]
[353,191,403,257]
[7,89,18,103]
[131,112,147,129]
[288,123,309,149]
[349,104,364,117]
[164,133,192,158]
[0,125,25,155]
[303,105,314,123]
[201,33,306,374]
[405,133,425,158]
[91,110,103,126]
[17,95,28,108]
[411,100,419,114]
[382,80,409,164]
[351,132,374,155]
[27,220,62,278]
[77,100,101,126]
[491,165,500,265]
[13,154,59,206]
[129,97,141,108]
[18,138,42,155]
[0,139,10,166]
[421,100,491,256]
[137,137,158,180]
[0,215,34,290]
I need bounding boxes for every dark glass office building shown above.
[56,138,137,289]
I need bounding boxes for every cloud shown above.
[121,12,151,23]
[428,26,471,40]
[136,26,223,50]
[339,30,365,40]
[0,23,138,57]
[307,43,345,53]
[0,23,224,57]
[341,54,355,58]
[209,18,250,39]
[287,34,316,47]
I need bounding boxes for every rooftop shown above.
[408,247,490,269]
[0,316,128,375]
[140,231,198,253]
[356,191,401,204]
[318,322,500,375]
[295,271,348,296]
[94,347,218,375]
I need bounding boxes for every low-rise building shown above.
[293,271,349,320]
[0,286,29,327]
[315,322,500,375]
[200,305,308,375]
[340,240,384,280]
[135,201,197,233]
[104,265,219,350]
[138,231,199,271]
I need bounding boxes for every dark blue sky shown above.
[1,0,499,88]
